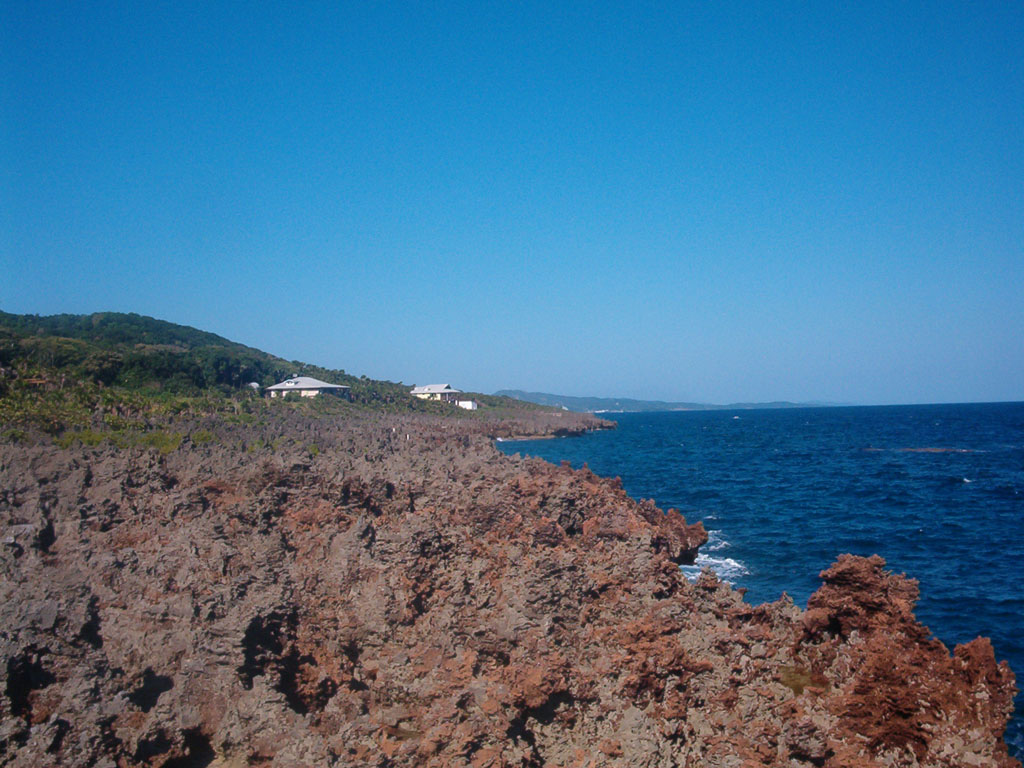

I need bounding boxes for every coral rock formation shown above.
[0,412,1017,766]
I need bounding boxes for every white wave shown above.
[680,553,750,584]
[704,530,730,552]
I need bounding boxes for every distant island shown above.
[495,389,846,413]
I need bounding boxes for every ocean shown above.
[497,402,1024,756]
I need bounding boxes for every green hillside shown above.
[0,310,539,434]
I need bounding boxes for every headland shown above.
[1,407,1018,767]
[0,312,1018,766]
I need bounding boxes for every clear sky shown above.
[2,2,1022,405]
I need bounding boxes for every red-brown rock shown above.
[0,412,1017,767]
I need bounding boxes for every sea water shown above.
[497,402,1024,756]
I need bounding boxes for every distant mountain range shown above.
[495,390,844,413]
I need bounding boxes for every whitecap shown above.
[704,530,731,552]
[680,553,750,585]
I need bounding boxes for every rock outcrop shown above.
[0,412,1017,766]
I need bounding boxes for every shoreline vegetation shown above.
[0,310,581,440]
[0,311,1019,767]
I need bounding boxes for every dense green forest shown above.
[0,309,388,393]
[0,310,535,434]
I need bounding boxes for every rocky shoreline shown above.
[1,410,1018,767]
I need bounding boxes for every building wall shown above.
[270,388,321,398]
[412,390,460,403]
[271,388,350,399]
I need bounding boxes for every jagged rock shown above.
[0,411,1017,767]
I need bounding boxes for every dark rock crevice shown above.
[161,729,215,768]
[128,667,174,712]
[5,648,55,721]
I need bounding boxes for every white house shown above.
[410,384,462,403]
[457,400,478,410]
[266,376,351,399]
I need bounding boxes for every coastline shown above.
[0,409,1017,767]
[487,413,616,442]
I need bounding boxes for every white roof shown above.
[410,383,461,394]
[266,376,349,391]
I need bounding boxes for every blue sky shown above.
[2,2,1022,404]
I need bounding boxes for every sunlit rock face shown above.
[0,411,1017,767]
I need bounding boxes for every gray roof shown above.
[266,376,349,391]
[410,383,461,394]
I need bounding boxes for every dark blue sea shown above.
[497,402,1024,756]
